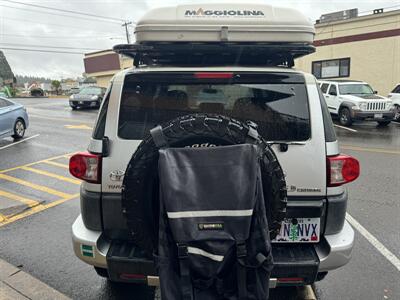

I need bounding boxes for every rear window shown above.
[118,72,310,141]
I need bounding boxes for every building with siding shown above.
[83,50,133,88]
[295,9,400,95]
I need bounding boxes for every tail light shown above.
[194,72,233,79]
[327,154,360,187]
[69,152,101,183]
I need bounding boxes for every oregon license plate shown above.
[273,218,320,243]
[374,113,383,118]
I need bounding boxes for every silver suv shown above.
[69,3,359,291]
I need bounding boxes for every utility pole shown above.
[122,21,132,44]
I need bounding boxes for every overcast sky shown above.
[0,0,398,80]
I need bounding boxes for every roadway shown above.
[0,97,399,299]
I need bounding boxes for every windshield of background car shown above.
[339,84,374,95]
[79,87,102,95]
[118,72,310,141]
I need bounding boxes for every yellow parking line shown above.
[0,190,40,207]
[21,166,81,185]
[0,193,79,227]
[0,213,6,222]
[0,174,72,199]
[0,152,77,174]
[341,145,400,155]
[42,160,69,169]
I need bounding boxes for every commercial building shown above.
[83,50,132,88]
[295,8,400,95]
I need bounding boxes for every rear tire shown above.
[122,114,287,255]
[339,108,352,126]
[12,119,25,140]
[94,267,109,278]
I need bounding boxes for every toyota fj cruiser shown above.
[70,3,359,290]
[319,80,395,126]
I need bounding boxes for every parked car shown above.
[0,97,29,140]
[318,80,394,126]
[70,3,359,291]
[388,83,400,121]
[69,86,106,109]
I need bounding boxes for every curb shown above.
[0,259,70,300]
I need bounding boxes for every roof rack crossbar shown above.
[113,42,315,68]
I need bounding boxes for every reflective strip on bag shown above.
[187,246,224,262]
[167,209,253,219]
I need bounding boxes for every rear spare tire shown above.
[122,114,287,255]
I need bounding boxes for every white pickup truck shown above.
[319,80,395,126]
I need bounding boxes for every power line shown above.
[0,42,101,51]
[1,16,122,32]
[1,47,85,54]
[0,0,131,22]
[0,33,124,40]
[0,3,123,24]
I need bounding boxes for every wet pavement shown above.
[0,97,399,299]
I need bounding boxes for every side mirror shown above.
[374,90,378,94]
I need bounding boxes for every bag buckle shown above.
[236,242,247,258]
[177,244,188,258]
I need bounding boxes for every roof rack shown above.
[113,42,315,68]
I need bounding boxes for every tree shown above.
[51,80,61,95]
[0,51,14,85]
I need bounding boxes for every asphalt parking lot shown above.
[0,97,399,300]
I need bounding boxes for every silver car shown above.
[69,86,106,110]
[0,97,29,140]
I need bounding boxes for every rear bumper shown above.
[71,215,108,268]
[316,220,354,272]
[72,216,354,282]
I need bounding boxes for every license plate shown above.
[374,113,383,118]
[273,218,320,243]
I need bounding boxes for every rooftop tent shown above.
[114,3,316,67]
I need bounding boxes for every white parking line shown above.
[346,213,400,272]
[0,134,40,151]
[334,124,358,132]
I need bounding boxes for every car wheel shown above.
[12,119,25,139]
[394,105,400,122]
[377,121,391,126]
[339,107,352,126]
[122,114,287,255]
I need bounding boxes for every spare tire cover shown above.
[122,114,287,255]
